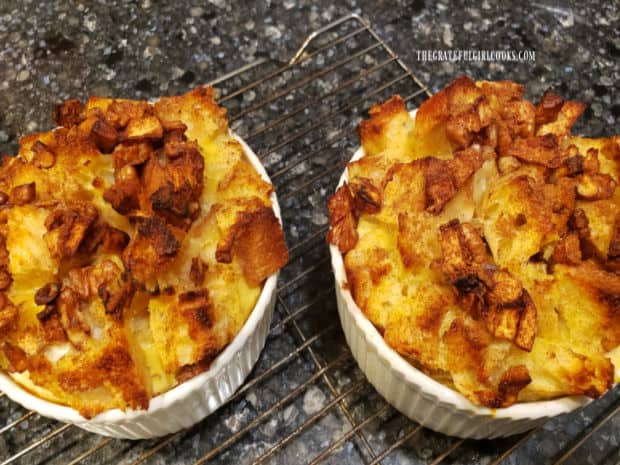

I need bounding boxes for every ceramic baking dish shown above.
[329,110,594,439]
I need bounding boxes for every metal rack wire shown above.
[1,13,619,465]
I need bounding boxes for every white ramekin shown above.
[329,110,593,439]
[0,132,280,439]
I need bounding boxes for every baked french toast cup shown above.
[0,87,288,439]
[328,77,620,438]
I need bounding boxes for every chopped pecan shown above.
[103,165,141,214]
[91,119,119,153]
[10,182,36,205]
[143,141,204,227]
[34,282,61,305]
[36,304,57,322]
[112,142,153,169]
[65,267,93,302]
[534,89,564,126]
[0,191,8,205]
[44,202,99,259]
[64,259,134,319]
[565,154,584,176]
[98,277,134,320]
[34,295,68,342]
[80,222,130,255]
[53,99,84,128]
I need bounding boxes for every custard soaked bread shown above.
[0,87,288,417]
[328,77,620,407]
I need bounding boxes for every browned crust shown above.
[537,100,585,136]
[568,261,620,352]
[57,345,149,418]
[504,134,564,168]
[421,147,485,213]
[222,207,289,286]
[358,95,406,147]
[179,289,214,334]
[122,216,182,288]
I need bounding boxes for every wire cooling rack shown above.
[1,13,619,465]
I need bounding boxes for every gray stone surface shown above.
[0,1,618,464]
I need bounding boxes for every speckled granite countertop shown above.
[1,0,618,153]
[0,1,619,465]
